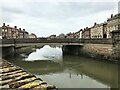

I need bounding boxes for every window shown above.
[2,29,4,32]
[5,29,7,32]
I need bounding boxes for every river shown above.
[6,45,118,88]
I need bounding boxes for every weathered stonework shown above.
[112,44,120,60]
[111,30,120,61]
[79,44,115,61]
[62,43,119,62]
[0,59,56,89]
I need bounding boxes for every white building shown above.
[79,29,83,38]
[29,33,37,38]
[58,33,65,38]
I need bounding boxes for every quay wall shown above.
[79,44,115,61]
[62,43,120,62]
[2,47,15,58]
[112,43,120,61]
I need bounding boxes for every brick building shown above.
[79,13,120,39]
[74,30,81,38]
[1,23,30,39]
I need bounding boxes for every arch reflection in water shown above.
[25,45,63,63]
[7,45,118,88]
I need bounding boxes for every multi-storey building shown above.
[29,33,37,38]
[107,13,120,38]
[23,29,29,38]
[74,30,81,38]
[91,22,105,39]
[1,23,30,39]
[79,29,83,38]
[102,22,107,38]
[82,27,91,39]
[2,23,13,39]
[18,28,24,38]
[81,13,120,39]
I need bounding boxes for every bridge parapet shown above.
[14,38,83,44]
[81,38,112,44]
[1,39,15,44]
[0,38,113,45]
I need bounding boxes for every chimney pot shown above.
[94,22,97,26]
[3,23,5,26]
[14,26,17,29]
[111,14,113,18]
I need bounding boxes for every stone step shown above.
[18,80,46,89]
[1,72,28,81]
[9,77,37,88]
[0,70,25,77]
[0,59,57,89]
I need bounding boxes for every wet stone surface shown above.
[0,59,56,89]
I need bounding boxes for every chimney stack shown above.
[14,26,17,29]
[23,29,25,31]
[111,14,113,18]
[19,28,21,31]
[94,22,97,26]
[3,23,5,26]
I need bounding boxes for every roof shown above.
[107,13,120,21]
[2,26,14,29]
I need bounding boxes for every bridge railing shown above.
[1,39,15,44]
[81,38,112,44]
[14,38,84,44]
[1,38,113,45]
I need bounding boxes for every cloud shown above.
[118,1,120,13]
[2,6,23,14]
[1,0,118,37]
[12,2,116,19]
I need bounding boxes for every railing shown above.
[81,38,112,44]
[1,38,113,45]
[1,39,15,44]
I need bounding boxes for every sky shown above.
[0,0,119,37]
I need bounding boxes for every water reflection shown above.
[25,45,63,63]
[6,45,118,88]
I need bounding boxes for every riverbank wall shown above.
[62,43,120,62]
[79,44,119,62]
